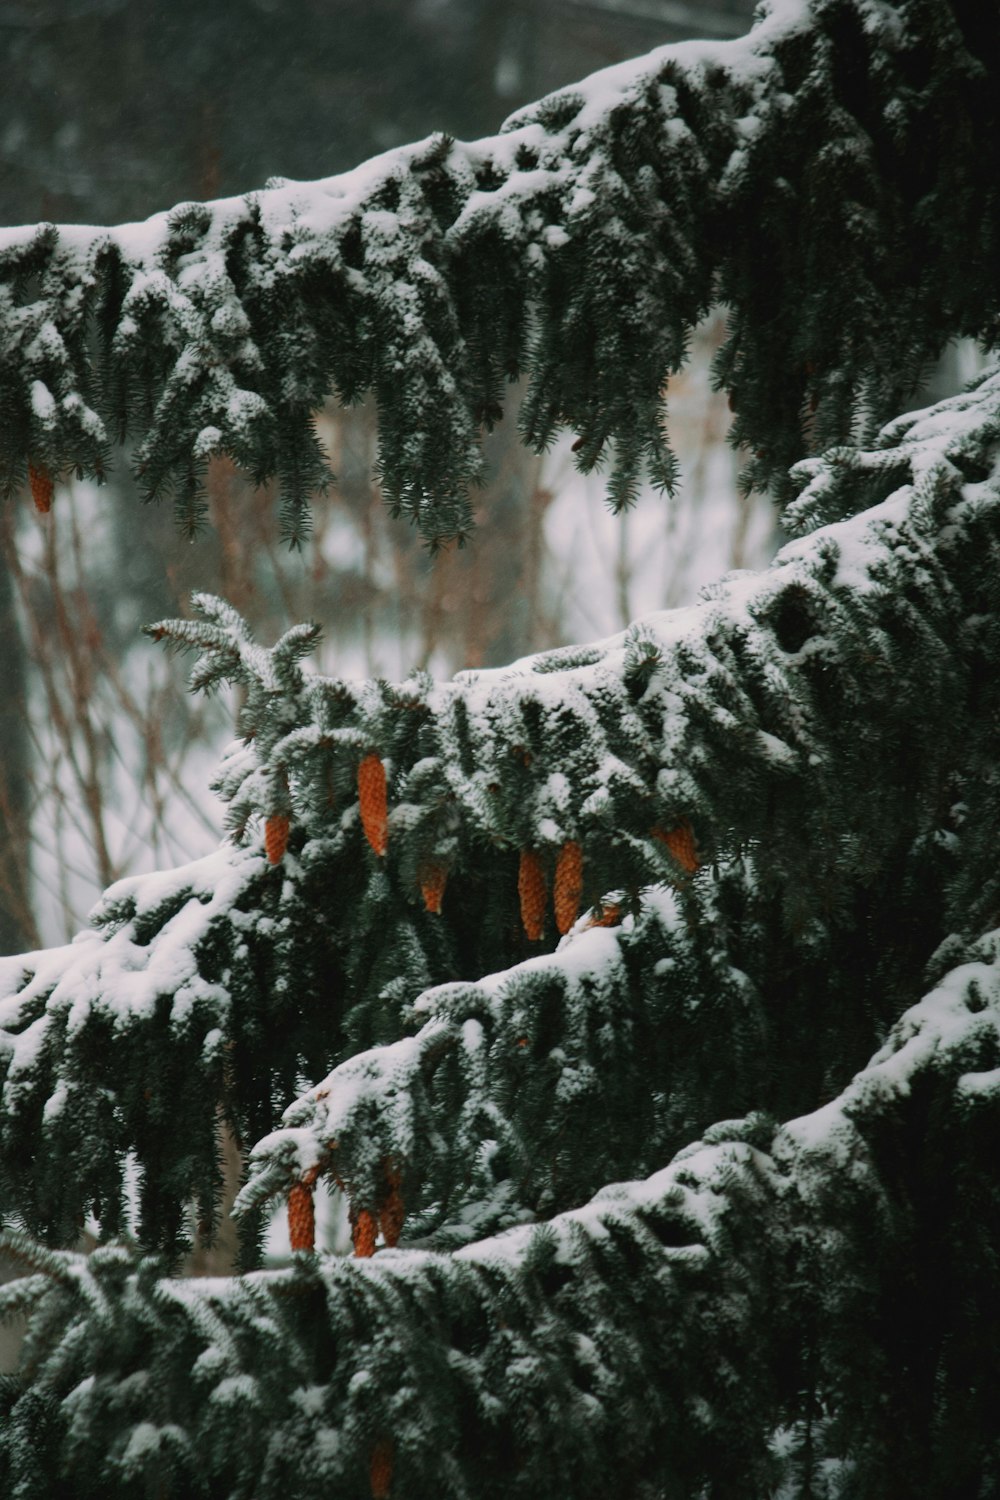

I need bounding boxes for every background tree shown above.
[1,0,999,1495]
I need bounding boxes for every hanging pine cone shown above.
[370,1438,393,1499]
[419,861,447,915]
[651,819,699,873]
[353,1207,377,1258]
[28,463,53,515]
[287,1181,315,1252]
[358,754,389,856]
[379,1162,405,1248]
[554,840,584,934]
[518,849,546,941]
[265,813,290,864]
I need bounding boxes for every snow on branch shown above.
[235,882,765,1246]
[1,0,995,540]
[169,367,1000,933]
[0,848,260,1250]
[227,363,1000,1248]
[3,929,999,1494]
[4,367,998,1258]
[0,837,378,1257]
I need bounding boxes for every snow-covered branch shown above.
[170,366,1000,933]
[5,368,999,1256]
[1,0,995,539]
[4,928,998,1495]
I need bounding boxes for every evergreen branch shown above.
[2,7,998,1487]
[1,0,996,537]
[145,593,322,699]
[165,369,1000,945]
[236,885,770,1245]
[5,371,999,1259]
[0,1229,76,1286]
[0,1272,50,1321]
[3,940,998,1497]
[0,846,313,1256]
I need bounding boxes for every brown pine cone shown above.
[554,840,583,935]
[264,813,290,864]
[352,1207,377,1258]
[586,902,621,929]
[28,463,53,514]
[419,862,447,915]
[358,754,389,856]
[379,1163,405,1248]
[370,1438,393,1499]
[651,819,699,874]
[287,1182,315,1252]
[518,849,546,941]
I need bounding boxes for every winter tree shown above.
[1,0,999,1493]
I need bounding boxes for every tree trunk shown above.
[0,524,39,956]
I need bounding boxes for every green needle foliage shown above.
[2,1,1000,1495]
[0,0,996,541]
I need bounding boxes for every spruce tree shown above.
[2,0,999,1493]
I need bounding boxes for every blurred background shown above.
[0,0,781,956]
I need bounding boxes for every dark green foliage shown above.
[3,947,999,1498]
[3,2,1000,1494]
[0,796,531,1262]
[150,366,1000,981]
[1,0,997,538]
[2,366,999,1496]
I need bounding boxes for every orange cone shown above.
[420,862,447,915]
[379,1163,405,1248]
[287,1181,315,1252]
[358,755,388,856]
[554,840,583,934]
[651,820,699,873]
[265,813,290,864]
[370,1438,393,1499]
[518,849,546,941]
[352,1207,377,1258]
[28,463,53,514]
[586,902,621,929]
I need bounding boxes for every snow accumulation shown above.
[0,845,258,1110]
[226,365,1000,1263]
[0,0,811,258]
[234,920,1000,1283]
[5,362,995,1202]
[403,366,1000,817]
[2,329,997,1292]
